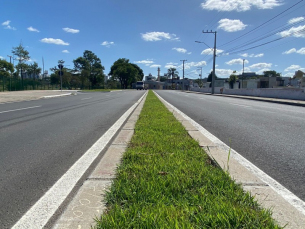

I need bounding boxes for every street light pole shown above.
[196,30,218,94]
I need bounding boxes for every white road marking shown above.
[81,97,92,100]
[155,91,305,217]
[0,106,41,114]
[229,103,252,108]
[12,92,147,229]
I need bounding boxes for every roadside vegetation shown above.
[94,90,280,228]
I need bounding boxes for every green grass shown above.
[94,90,281,229]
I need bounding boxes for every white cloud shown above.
[63,27,79,33]
[165,62,178,69]
[2,20,16,30]
[2,20,10,26]
[278,25,305,38]
[201,0,282,12]
[256,68,272,74]
[183,61,207,70]
[215,69,235,77]
[0,56,4,59]
[150,64,161,68]
[27,26,39,32]
[62,50,69,53]
[134,60,154,65]
[284,65,305,72]
[101,41,114,47]
[40,38,69,45]
[288,17,304,25]
[283,47,305,55]
[201,48,224,55]
[226,58,249,65]
[187,52,192,55]
[240,53,264,58]
[172,47,187,53]
[141,32,180,41]
[218,19,247,32]
[283,48,296,54]
[282,72,295,77]
[249,63,272,69]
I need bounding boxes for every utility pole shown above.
[180,59,187,90]
[242,59,245,89]
[202,30,217,94]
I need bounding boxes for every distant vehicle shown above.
[136,81,145,90]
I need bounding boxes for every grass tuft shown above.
[94,90,281,229]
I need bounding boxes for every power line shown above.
[218,0,304,48]
[227,27,305,56]
[224,16,305,54]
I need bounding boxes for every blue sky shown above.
[1,0,305,79]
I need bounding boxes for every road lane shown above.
[0,90,145,228]
[156,90,305,202]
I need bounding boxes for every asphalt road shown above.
[0,90,145,228]
[156,90,305,202]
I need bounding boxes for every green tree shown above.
[0,59,14,91]
[0,59,14,75]
[194,78,203,88]
[28,62,41,80]
[12,43,30,89]
[263,70,281,77]
[207,71,218,82]
[73,50,105,88]
[229,74,238,89]
[109,58,143,89]
[130,63,144,82]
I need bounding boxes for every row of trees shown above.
[1,43,145,91]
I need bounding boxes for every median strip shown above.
[94,90,281,228]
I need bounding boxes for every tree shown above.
[0,59,14,76]
[167,68,179,80]
[194,78,203,88]
[109,58,143,89]
[229,74,238,89]
[263,70,281,77]
[27,62,41,80]
[207,71,218,82]
[73,50,105,89]
[130,63,144,82]
[12,43,30,89]
[159,76,167,82]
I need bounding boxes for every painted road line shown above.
[12,92,147,229]
[229,103,252,108]
[154,91,305,217]
[81,97,92,100]
[43,93,72,98]
[0,106,42,114]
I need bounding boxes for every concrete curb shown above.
[52,92,147,229]
[155,91,305,229]
[183,90,305,107]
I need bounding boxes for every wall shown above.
[222,88,305,100]
[190,87,305,100]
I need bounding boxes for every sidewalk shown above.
[0,90,77,103]
[185,91,305,107]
